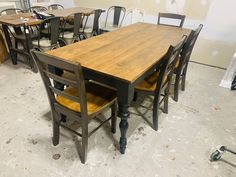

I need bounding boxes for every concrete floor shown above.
[0,60,235,177]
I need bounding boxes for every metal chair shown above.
[173,24,203,101]
[135,36,187,131]
[123,8,144,26]
[62,12,85,44]
[100,6,126,33]
[48,4,64,10]
[82,9,103,38]
[32,17,66,51]
[28,6,47,12]
[0,8,24,15]
[157,12,186,28]
[31,50,117,164]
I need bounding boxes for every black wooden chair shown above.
[28,6,47,12]
[157,12,186,28]
[135,36,187,131]
[173,24,203,101]
[31,51,117,163]
[48,4,64,10]
[100,6,126,33]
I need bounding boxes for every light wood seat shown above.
[31,50,117,164]
[56,82,116,116]
[136,71,167,92]
[134,36,187,131]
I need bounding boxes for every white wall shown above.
[50,0,236,68]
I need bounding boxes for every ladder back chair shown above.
[48,4,64,10]
[123,8,145,26]
[135,36,187,131]
[100,6,126,33]
[31,51,117,163]
[157,12,186,28]
[173,24,203,101]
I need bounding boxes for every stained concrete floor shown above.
[0,60,236,177]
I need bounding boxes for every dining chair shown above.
[28,6,47,12]
[135,36,187,131]
[100,6,126,33]
[157,12,186,28]
[32,17,66,51]
[82,9,103,38]
[48,4,64,10]
[173,24,203,101]
[0,8,24,15]
[123,8,144,26]
[31,50,117,164]
[62,12,86,44]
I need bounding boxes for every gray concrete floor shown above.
[0,60,236,177]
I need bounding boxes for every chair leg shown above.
[163,84,171,114]
[111,101,117,134]
[133,91,138,102]
[174,74,180,102]
[52,116,60,146]
[81,121,88,164]
[152,98,159,131]
[181,72,186,91]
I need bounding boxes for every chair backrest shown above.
[91,9,103,34]
[73,13,83,36]
[40,17,61,45]
[48,4,64,10]
[177,24,203,72]
[157,12,186,28]
[0,8,24,16]
[155,36,187,94]
[31,50,88,117]
[124,8,144,26]
[28,6,47,12]
[105,6,126,27]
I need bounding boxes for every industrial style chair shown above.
[100,6,126,33]
[135,36,187,131]
[82,9,103,38]
[31,51,117,164]
[62,12,85,44]
[48,4,64,10]
[32,17,66,51]
[123,8,145,26]
[157,12,186,28]
[28,6,47,12]
[0,8,24,15]
[173,24,203,101]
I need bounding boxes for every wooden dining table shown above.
[47,22,191,154]
[0,7,95,72]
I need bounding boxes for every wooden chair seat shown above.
[56,82,116,115]
[136,71,167,92]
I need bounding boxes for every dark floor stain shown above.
[20,93,26,96]
[52,154,61,160]
[6,138,13,144]
[164,145,170,148]
[138,127,144,132]
[214,107,221,111]
[171,157,176,161]
[31,139,38,145]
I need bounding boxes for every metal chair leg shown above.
[174,74,180,102]
[152,98,159,131]
[52,117,60,146]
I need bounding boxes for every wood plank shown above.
[0,30,8,63]
[47,23,191,83]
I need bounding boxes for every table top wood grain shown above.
[47,23,191,83]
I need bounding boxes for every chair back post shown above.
[157,12,186,27]
[73,13,83,37]
[178,24,203,74]
[92,9,103,35]
[31,50,88,118]
[154,36,187,96]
